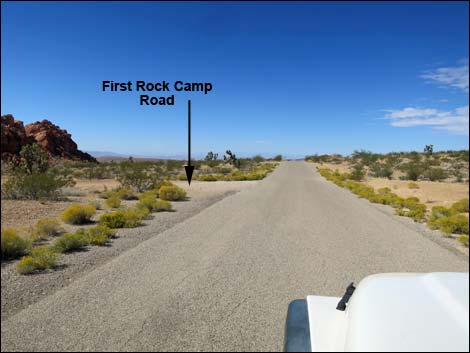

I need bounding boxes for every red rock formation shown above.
[25,120,96,162]
[1,114,28,157]
[1,115,96,162]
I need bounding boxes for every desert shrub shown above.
[348,164,365,181]
[114,187,138,200]
[1,229,31,260]
[401,162,424,181]
[159,185,187,201]
[252,155,265,163]
[2,144,73,200]
[125,208,147,227]
[88,200,102,210]
[428,214,469,235]
[117,161,161,192]
[198,174,218,181]
[408,182,419,189]
[394,197,427,222]
[428,206,457,223]
[136,196,158,212]
[155,200,172,212]
[32,218,64,240]
[458,235,469,246]
[424,167,447,182]
[99,211,127,228]
[99,189,116,199]
[77,225,116,246]
[61,204,96,224]
[139,189,159,200]
[273,155,283,161]
[16,245,58,274]
[351,150,380,166]
[2,172,72,200]
[370,164,393,179]
[53,233,89,253]
[99,208,147,228]
[153,180,174,189]
[105,196,122,209]
[451,199,469,213]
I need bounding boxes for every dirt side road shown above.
[1,161,468,351]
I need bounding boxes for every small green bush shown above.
[114,187,138,200]
[99,208,147,228]
[61,204,96,224]
[2,172,72,200]
[123,208,147,227]
[425,167,447,182]
[99,211,127,228]
[198,174,218,181]
[77,225,116,246]
[451,198,469,213]
[348,165,365,181]
[105,196,122,209]
[153,180,174,193]
[136,196,157,212]
[1,229,31,260]
[159,185,187,201]
[370,164,393,179]
[53,233,89,253]
[428,214,469,235]
[428,206,457,223]
[32,218,64,240]
[88,200,102,210]
[155,200,172,212]
[458,235,469,247]
[16,246,58,274]
[401,162,424,181]
[408,182,419,189]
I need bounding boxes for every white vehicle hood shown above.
[307,272,469,352]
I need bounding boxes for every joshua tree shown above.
[204,151,218,161]
[224,150,240,167]
[424,145,434,155]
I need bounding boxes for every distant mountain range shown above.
[86,151,188,160]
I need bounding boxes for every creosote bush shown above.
[407,182,419,189]
[61,204,96,224]
[451,198,469,213]
[155,200,172,212]
[53,233,89,253]
[105,196,122,209]
[76,225,116,246]
[1,228,32,260]
[16,245,58,275]
[458,235,469,247]
[318,167,427,222]
[2,143,73,200]
[99,207,148,229]
[32,218,64,241]
[428,215,469,236]
[136,196,158,213]
[159,185,187,201]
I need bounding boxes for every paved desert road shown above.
[1,162,468,352]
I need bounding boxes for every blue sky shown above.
[1,1,469,158]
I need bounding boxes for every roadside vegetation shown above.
[318,153,469,247]
[1,146,279,274]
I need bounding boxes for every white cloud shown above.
[421,60,469,91]
[384,105,469,135]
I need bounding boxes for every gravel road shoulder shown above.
[1,180,258,320]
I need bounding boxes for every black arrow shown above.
[184,99,194,185]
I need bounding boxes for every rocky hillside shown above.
[1,114,96,162]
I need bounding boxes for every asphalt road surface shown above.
[2,162,468,351]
